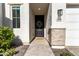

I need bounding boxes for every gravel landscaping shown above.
[13,45,29,56]
[52,48,74,56]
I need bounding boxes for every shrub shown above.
[0,27,15,50]
[4,48,16,56]
[0,27,16,56]
[0,48,5,53]
[60,52,73,56]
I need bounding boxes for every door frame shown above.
[35,15,44,37]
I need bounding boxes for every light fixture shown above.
[57,9,63,21]
[38,8,41,10]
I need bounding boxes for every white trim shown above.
[8,3,23,5]
[51,46,65,49]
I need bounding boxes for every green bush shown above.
[0,48,5,53]
[60,52,73,56]
[0,27,15,50]
[4,48,16,56]
[0,27,16,56]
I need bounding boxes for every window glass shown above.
[13,18,16,28]
[12,5,20,28]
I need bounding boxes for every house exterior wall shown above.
[2,3,12,28]
[44,3,52,43]
[51,3,66,28]
[51,3,66,47]
[51,3,79,47]
[5,3,30,45]
[0,4,3,26]
[3,3,79,47]
[29,6,35,42]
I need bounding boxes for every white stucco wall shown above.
[51,3,66,28]
[44,15,47,38]
[5,3,29,45]
[44,3,52,42]
[29,6,35,42]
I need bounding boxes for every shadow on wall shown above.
[3,17,12,28]
[2,3,12,28]
[11,36,23,47]
[48,28,51,46]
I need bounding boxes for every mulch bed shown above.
[13,45,29,56]
[52,48,74,56]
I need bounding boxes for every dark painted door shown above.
[35,15,44,37]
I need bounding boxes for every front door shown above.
[35,15,44,37]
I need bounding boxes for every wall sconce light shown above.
[57,9,63,21]
[38,8,41,10]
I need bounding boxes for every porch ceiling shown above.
[30,3,49,15]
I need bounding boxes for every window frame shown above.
[11,4,21,28]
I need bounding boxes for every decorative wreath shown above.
[36,21,42,28]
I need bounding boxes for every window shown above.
[12,5,20,28]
